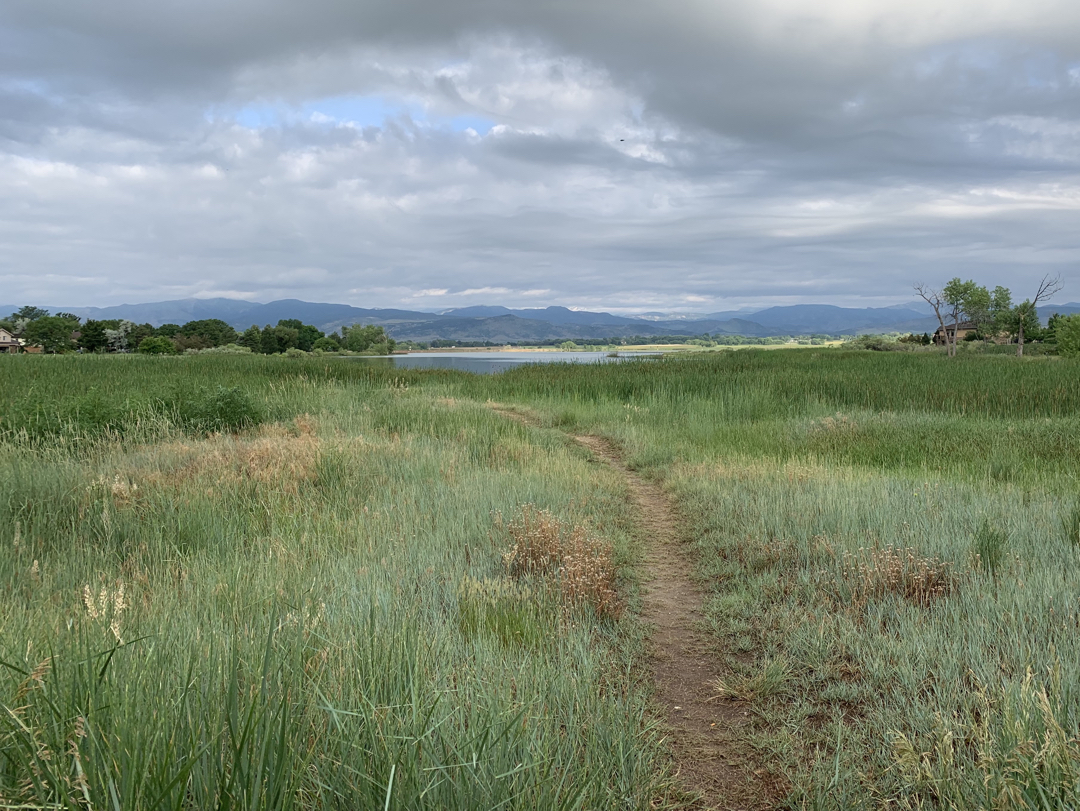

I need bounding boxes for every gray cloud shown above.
[1,0,1079,311]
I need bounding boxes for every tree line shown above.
[915,275,1075,357]
[0,308,395,355]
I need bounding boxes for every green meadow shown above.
[2,350,1079,808]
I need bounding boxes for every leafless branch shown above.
[1033,274,1064,306]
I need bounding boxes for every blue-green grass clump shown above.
[0,358,669,809]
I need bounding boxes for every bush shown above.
[137,336,177,355]
[199,343,253,355]
[171,386,262,433]
[1057,314,1080,358]
[501,505,621,619]
[848,335,906,351]
[311,336,340,352]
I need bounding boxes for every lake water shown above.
[351,351,661,375]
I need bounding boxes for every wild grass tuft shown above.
[502,505,622,619]
[972,518,1009,575]
[1062,503,1080,547]
[839,545,955,609]
[711,658,792,702]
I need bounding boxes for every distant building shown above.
[932,321,977,345]
[0,328,20,354]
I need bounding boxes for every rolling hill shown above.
[4,299,1077,341]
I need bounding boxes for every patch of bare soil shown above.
[491,404,779,810]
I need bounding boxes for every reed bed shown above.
[4,347,1080,808]
[471,348,1080,808]
[0,358,666,809]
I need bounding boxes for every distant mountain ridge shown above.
[4,298,1078,341]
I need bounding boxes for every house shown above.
[0,328,21,354]
[932,321,977,345]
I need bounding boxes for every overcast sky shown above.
[2,0,1079,312]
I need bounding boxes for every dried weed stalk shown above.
[840,546,954,608]
[502,505,621,619]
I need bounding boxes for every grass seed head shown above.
[502,505,621,620]
[840,545,955,609]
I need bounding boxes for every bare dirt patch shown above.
[490,405,778,810]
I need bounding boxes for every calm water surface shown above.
[352,351,661,374]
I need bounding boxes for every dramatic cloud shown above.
[2,0,1079,310]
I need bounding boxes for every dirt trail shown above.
[491,406,774,810]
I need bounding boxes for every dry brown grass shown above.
[839,545,955,609]
[142,415,321,494]
[501,505,621,620]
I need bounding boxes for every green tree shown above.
[105,320,136,352]
[960,283,992,338]
[23,315,77,353]
[178,319,238,347]
[259,324,280,355]
[311,336,340,352]
[137,336,178,355]
[157,323,181,338]
[943,278,988,353]
[276,319,323,351]
[237,325,262,351]
[1057,314,1080,358]
[1045,313,1064,344]
[129,323,156,348]
[342,324,395,353]
[13,306,49,322]
[274,326,300,352]
[1011,275,1064,356]
[990,286,1013,336]
[173,334,211,351]
[918,279,985,357]
[77,320,110,352]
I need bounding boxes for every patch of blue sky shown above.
[225,94,493,134]
[446,114,495,134]
[2,77,64,103]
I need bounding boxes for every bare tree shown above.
[915,284,948,356]
[915,283,963,357]
[1015,274,1064,357]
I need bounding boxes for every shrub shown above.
[137,336,177,355]
[171,386,262,433]
[1057,314,1080,358]
[847,335,906,352]
[311,336,340,352]
[501,505,620,619]
[193,344,253,355]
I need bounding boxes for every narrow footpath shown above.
[492,405,776,810]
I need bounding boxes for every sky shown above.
[2,0,1079,313]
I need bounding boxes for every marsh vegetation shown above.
[2,350,1079,808]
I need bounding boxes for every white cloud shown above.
[2,1,1080,309]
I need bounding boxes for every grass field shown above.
[2,350,1079,808]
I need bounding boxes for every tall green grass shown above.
[5,348,1080,808]
[0,361,670,808]
[471,348,1080,808]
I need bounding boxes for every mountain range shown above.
[4,299,1079,342]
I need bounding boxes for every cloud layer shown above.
[2,0,1079,310]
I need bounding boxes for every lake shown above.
[351,350,662,374]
